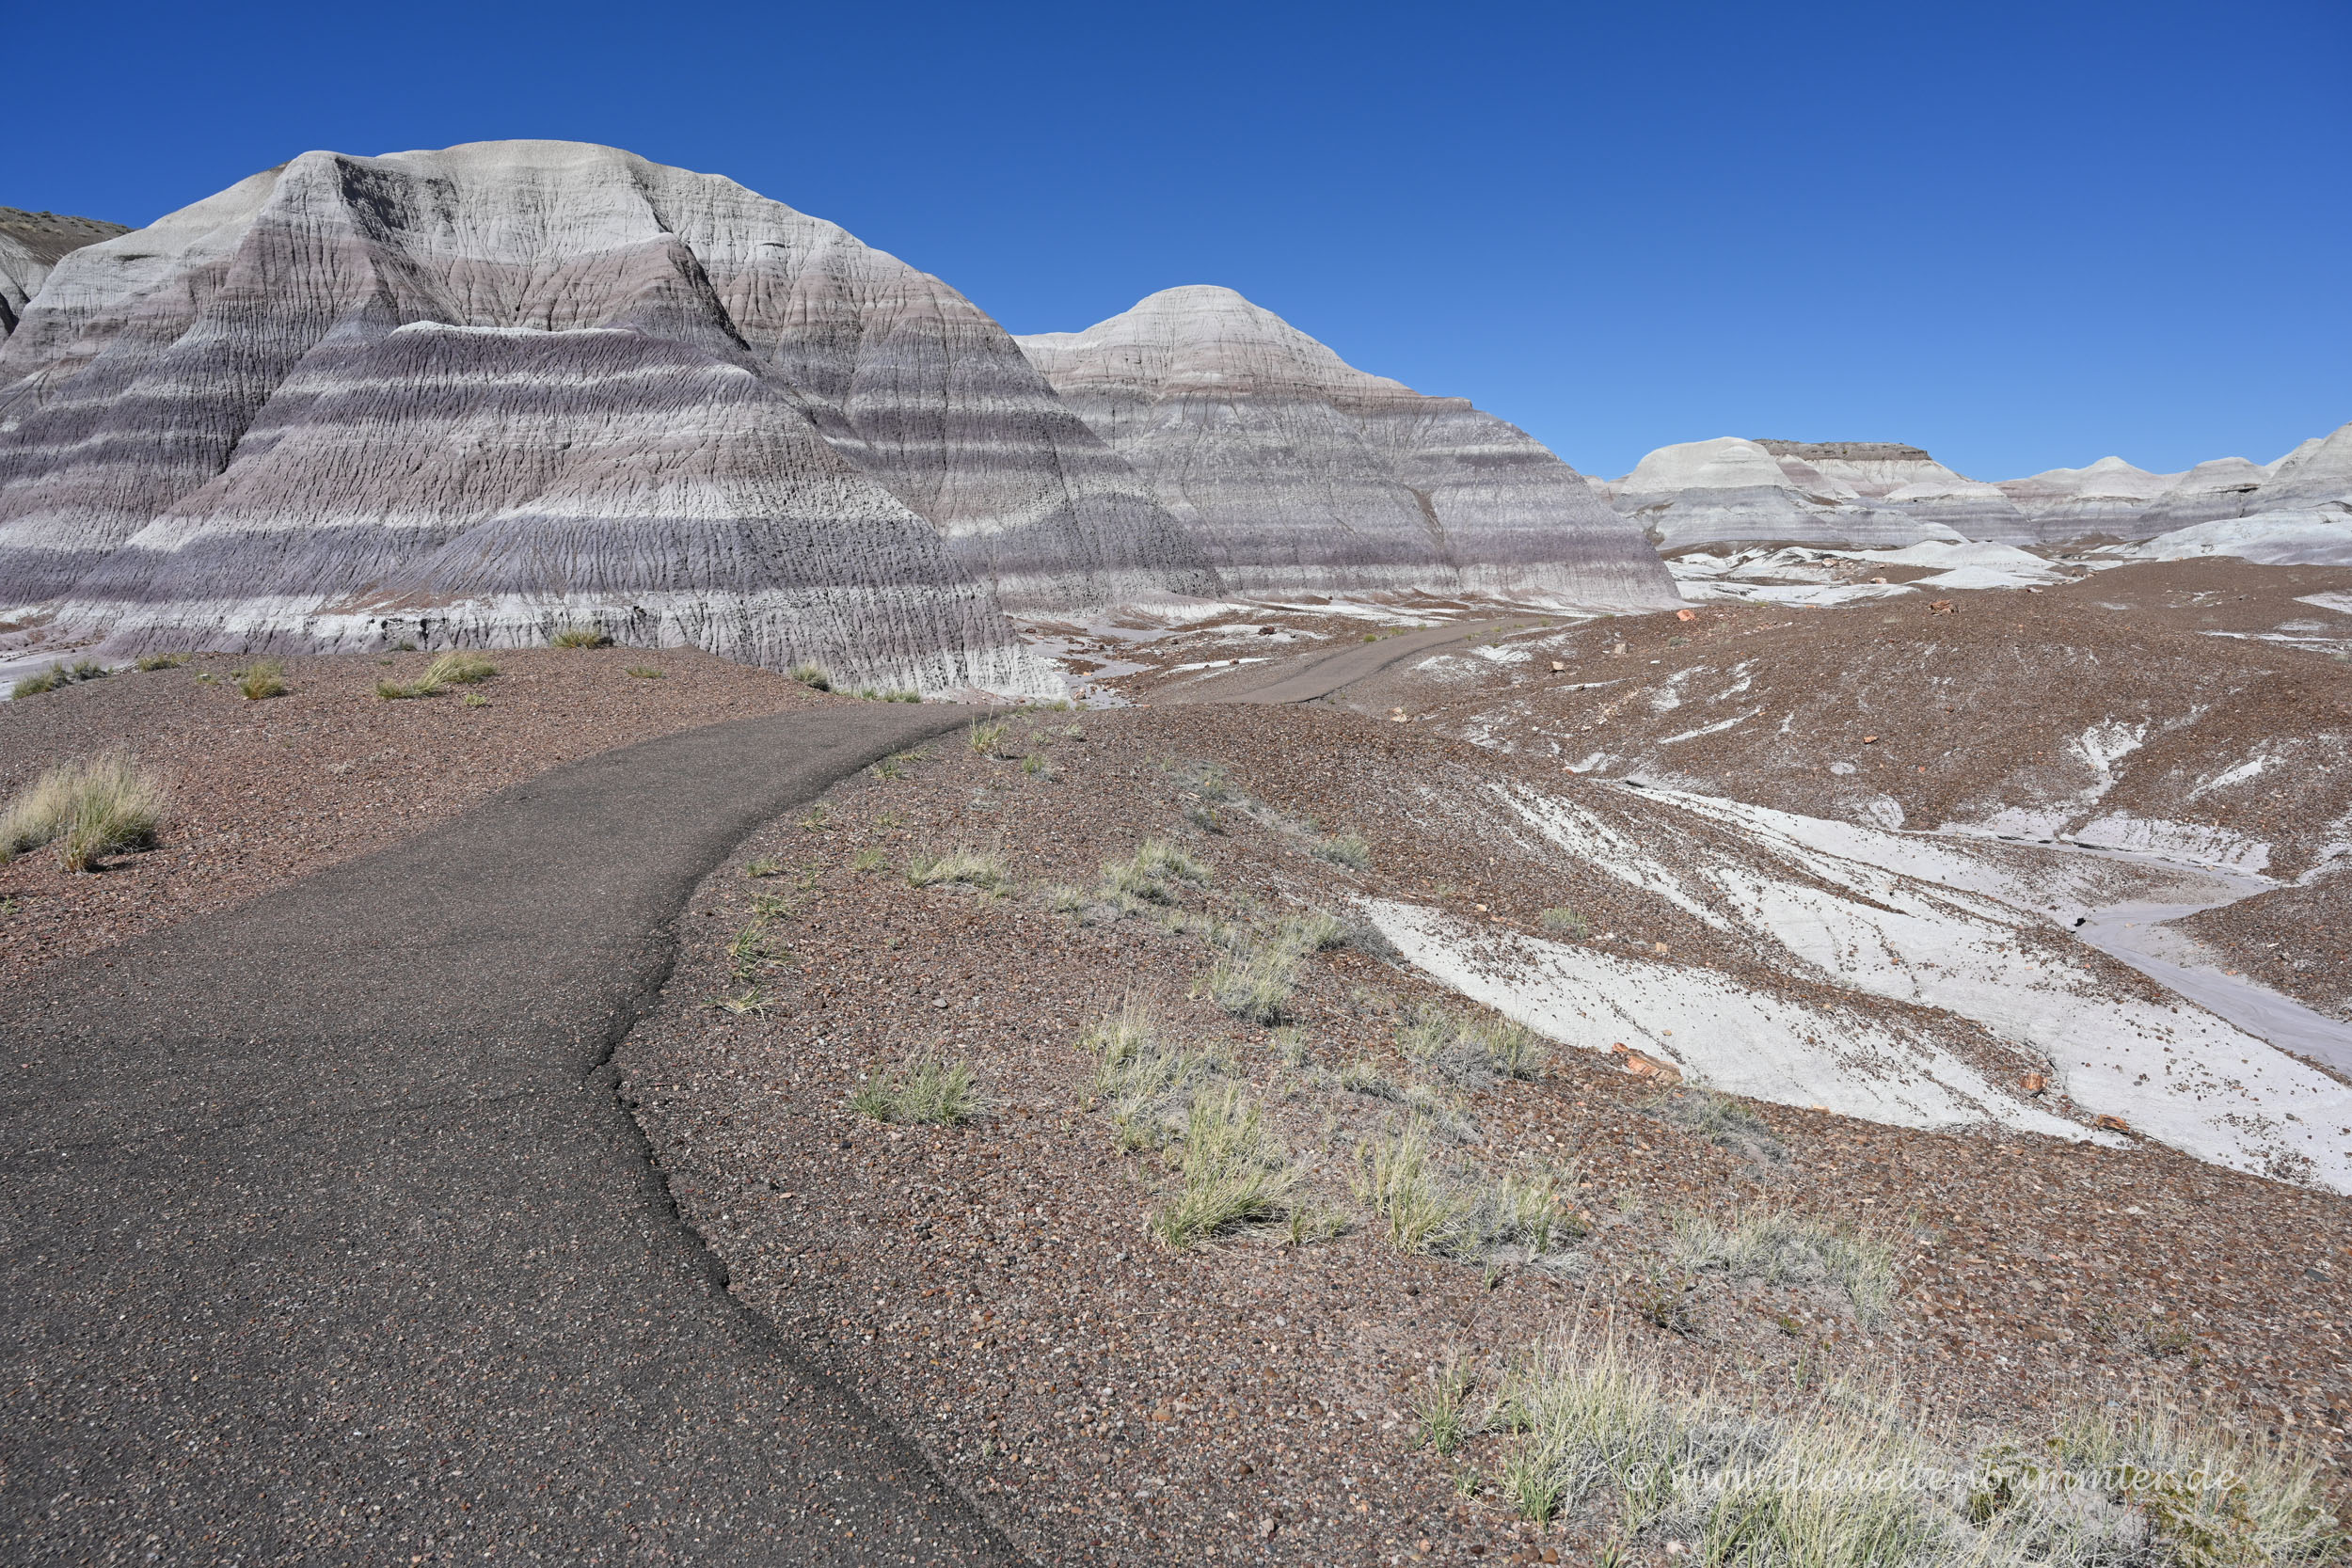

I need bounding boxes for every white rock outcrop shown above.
[2116,420,2352,566]
[1993,455,2185,541]
[1017,287,1675,606]
[0,207,128,338]
[0,141,1222,689]
[1609,437,1962,550]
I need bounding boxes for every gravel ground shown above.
[618,701,2352,1566]
[0,646,835,990]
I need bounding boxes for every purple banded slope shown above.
[1018,286,1676,606]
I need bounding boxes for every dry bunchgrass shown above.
[1146,1081,1297,1249]
[1672,1204,1898,1324]
[908,846,1009,893]
[788,662,832,690]
[1477,1332,2343,1565]
[549,626,612,649]
[232,658,288,700]
[851,1054,978,1126]
[0,751,167,872]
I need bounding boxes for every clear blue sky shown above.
[10,0,2346,481]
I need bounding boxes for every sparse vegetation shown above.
[233,658,288,700]
[425,651,497,685]
[1400,1002,1549,1082]
[12,657,113,697]
[1147,1081,1297,1248]
[549,625,612,649]
[1415,1356,1477,1455]
[850,846,887,872]
[967,719,1009,755]
[907,846,1009,892]
[1477,1332,2343,1565]
[1311,832,1373,870]
[1354,1121,1458,1253]
[1204,942,1297,1024]
[1672,1204,1897,1323]
[1651,1085,1787,1162]
[461,690,490,707]
[0,751,167,872]
[744,857,784,879]
[1537,907,1590,939]
[626,665,663,679]
[135,652,191,672]
[850,1054,978,1126]
[788,662,832,690]
[1104,837,1211,904]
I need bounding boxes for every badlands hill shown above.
[1613,425,2352,557]
[1017,287,1675,606]
[0,208,127,338]
[0,141,1226,692]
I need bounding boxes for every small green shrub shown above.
[461,690,490,707]
[549,626,612,649]
[233,659,288,700]
[788,662,832,690]
[0,751,167,872]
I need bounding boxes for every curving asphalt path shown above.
[0,705,1024,1565]
[1157,620,1499,705]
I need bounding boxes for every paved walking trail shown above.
[1,705,1020,1565]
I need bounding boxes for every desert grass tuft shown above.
[907,846,1009,892]
[549,625,612,649]
[1104,836,1210,903]
[788,662,832,690]
[135,652,191,672]
[625,665,663,679]
[1537,906,1590,939]
[1414,1355,1477,1455]
[966,719,1009,756]
[425,651,497,685]
[1311,832,1373,870]
[1479,1331,2345,1566]
[1147,1081,1296,1248]
[1204,942,1297,1025]
[233,658,288,700]
[1673,1204,1897,1323]
[1353,1121,1460,1253]
[0,751,167,871]
[851,1054,979,1126]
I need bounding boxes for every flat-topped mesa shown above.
[1609,436,1963,550]
[0,141,1222,691]
[1017,286,1676,608]
[0,207,129,337]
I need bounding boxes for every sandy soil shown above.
[616,703,2352,1566]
